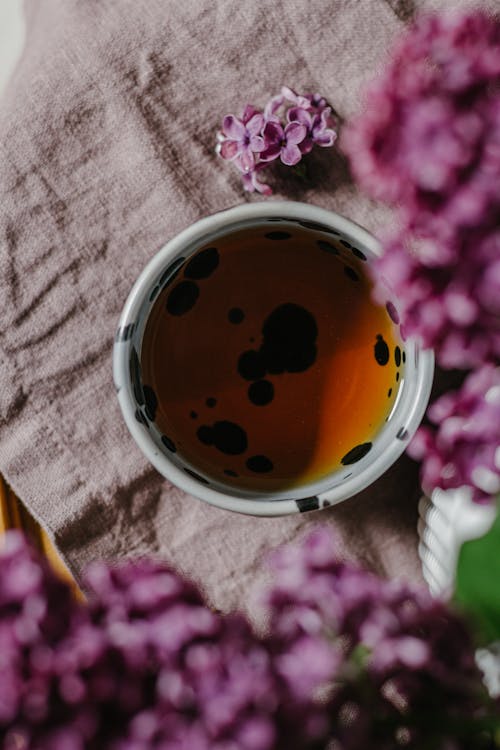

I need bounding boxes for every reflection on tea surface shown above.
[141,224,404,491]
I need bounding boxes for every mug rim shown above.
[113,201,434,516]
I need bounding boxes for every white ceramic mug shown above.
[113,201,434,515]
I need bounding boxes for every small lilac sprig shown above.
[408,364,500,502]
[217,86,338,195]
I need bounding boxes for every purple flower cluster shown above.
[343,11,500,369]
[1,530,497,749]
[0,532,86,750]
[409,365,500,502]
[0,533,321,750]
[375,227,500,369]
[265,529,496,749]
[217,86,337,195]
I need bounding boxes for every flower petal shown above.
[260,144,282,162]
[299,137,314,155]
[219,140,239,160]
[281,86,312,109]
[241,172,256,193]
[313,131,337,147]
[255,179,272,196]
[310,93,327,111]
[242,170,273,196]
[246,113,265,136]
[241,104,260,123]
[249,135,265,152]
[236,149,255,173]
[222,115,246,141]
[284,122,307,146]
[264,94,284,119]
[281,143,302,166]
[263,120,284,144]
[287,107,312,127]
[319,107,337,131]
[281,86,300,104]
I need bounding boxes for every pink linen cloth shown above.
[1,0,487,611]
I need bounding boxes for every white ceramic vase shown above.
[418,486,499,697]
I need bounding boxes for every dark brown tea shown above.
[140,223,403,492]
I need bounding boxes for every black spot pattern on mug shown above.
[341,442,372,465]
[224,469,238,477]
[374,334,390,365]
[265,231,291,240]
[184,247,219,280]
[246,455,273,473]
[161,435,177,452]
[115,322,135,342]
[344,266,359,282]
[395,346,402,367]
[296,496,320,512]
[228,307,245,324]
[184,468,210,484]
[149,285,160,302]
[166,281,199,315]
[402,351,406,364]
[317,239,339,255]
[197,421,248,455]
[134,409,148,427]
[159,257,185,287]
[297,220,340,235]
[143,385,158,421]
[190,411,198,419]
[396,427,408,440]
[340,239,352,249]
[130,348,144,405]
[351,247,367,261]
[248,380,274,406]
[206,397,217,408]
[386,300,400,324]
[388,388,392,398]
[396,372,400,382]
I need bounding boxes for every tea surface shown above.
[141,225,403,491]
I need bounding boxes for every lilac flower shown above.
[2,530,497,749]
[281,86,327,113]
[218,105,265,173]
[0,532,92,749]
[288,105,337,154]
[260,120,307,166]
[217,88,338,194]
[343,11,500,209]
[0,534,324,750]
[409,365,500,501]
[266,528,496,749]
[241,163,272,196]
